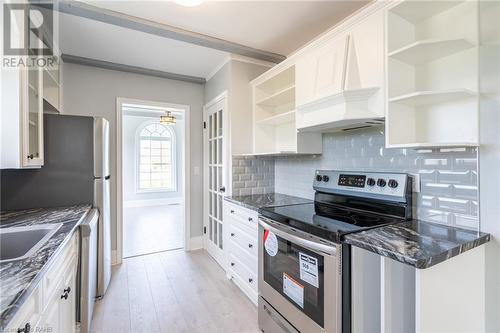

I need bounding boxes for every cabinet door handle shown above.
[230,210,235,214]
[248,244,253,248]
[27,154,34,160]
[248,217,253,222]
[230,262,235,266]
[230,233,235,237]
[64,286,71,294]
[61,292,69,300]
[248,278,253,283]
[17,323,30,333]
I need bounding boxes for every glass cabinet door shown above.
[23,30,44,166]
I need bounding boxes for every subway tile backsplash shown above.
[232,156,275,196]
[273,128,479,230]
[232,127,479,230]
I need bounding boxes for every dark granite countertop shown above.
[0,205,91,329]
[224,193,312,211]
[344,220,490,269]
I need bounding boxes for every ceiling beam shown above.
[48,1,286,64]
[61,54,206,84]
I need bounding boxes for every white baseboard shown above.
[188,236,204,251]
[123,197,182,208]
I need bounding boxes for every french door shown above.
[203,93,228,267]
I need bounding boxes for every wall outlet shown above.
[409,173,421,193]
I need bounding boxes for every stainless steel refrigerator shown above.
[1,114,112,297]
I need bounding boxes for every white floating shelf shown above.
[390,1,464,24]
[388,38,475,65]
[388,89,477,107]
[256,84,295,107]
[256,110,295,126]
[387,142,479,149]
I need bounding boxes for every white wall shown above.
[62,63,205,250]
[122,115,184,205]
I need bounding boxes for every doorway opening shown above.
[119,100,188,258]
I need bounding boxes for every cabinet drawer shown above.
[227,223,258,261]
[227,239,257,273]
[228,254,257,292]
[224,202,258,229]
[43,232,78,307]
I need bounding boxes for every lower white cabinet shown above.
[6,231,79,333]
[224,201,259,305]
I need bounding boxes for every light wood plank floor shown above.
[91,249,260,333]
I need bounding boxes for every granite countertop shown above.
[224,193,312,211]
[344,220,490,269]
[0,205,91,329]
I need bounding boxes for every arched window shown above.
[137,121,175,191]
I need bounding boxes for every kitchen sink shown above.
[0,224,62,263]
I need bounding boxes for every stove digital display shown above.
[338,174,366,188]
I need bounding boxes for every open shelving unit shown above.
[386,0,479,148]
[251,65,322,155]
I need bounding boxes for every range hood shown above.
[296,87,383,132]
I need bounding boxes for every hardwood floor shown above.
[123,204,184,257]
[91,250,260,333]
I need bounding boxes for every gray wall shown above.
[273,128,479,230]
[122,115,184,203]
[62,62,205,250]
[204,62,230,104]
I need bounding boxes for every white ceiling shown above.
[59,1,369,79]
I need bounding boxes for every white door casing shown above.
[203,92,229,268]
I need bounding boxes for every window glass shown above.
[137,122,175,191]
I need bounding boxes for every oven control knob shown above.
[367,178,376,186]
[377,178,387,187]
[316,175,323,182]
[322,175,330,182]
[388,179,398,188]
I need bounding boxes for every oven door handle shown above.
[259,217,337,256]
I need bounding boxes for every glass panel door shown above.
[204,97,226,267]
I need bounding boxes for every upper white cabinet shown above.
[251,65,322,155]
[386,0,479,148]
[295,10,385,132]
[1,9,44,168]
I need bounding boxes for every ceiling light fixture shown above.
[173,0,204,7]
[160,111,176,125]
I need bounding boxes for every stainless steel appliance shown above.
[79,209,99,333]
[0,114,112,324]
[258,170,413,333]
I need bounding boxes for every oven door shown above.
[258,217,342,333]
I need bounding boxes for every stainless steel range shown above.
[258,170,413,333]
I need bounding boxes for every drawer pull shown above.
[230,233,235,237]
[248,278,253,283]
[230,262,235,267]
[230,210,235,214]
[61,292,69,300]
[64,286,71,294]
[248,217,253,222]
[248,244,253,248]
[18,323,30,333]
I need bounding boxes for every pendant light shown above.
[160,111,176,125]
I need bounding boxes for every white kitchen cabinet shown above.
[5,232,79,333]
[251,65,322,155]
[223,201,259,305]
[385,0,479,148]
[0,7,44,168]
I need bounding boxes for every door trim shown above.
[203,91,230,266]
[116,97,191,264]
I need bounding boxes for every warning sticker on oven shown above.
[299,252,319,288]
[264,230,278,257]
[283,273,304,308]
